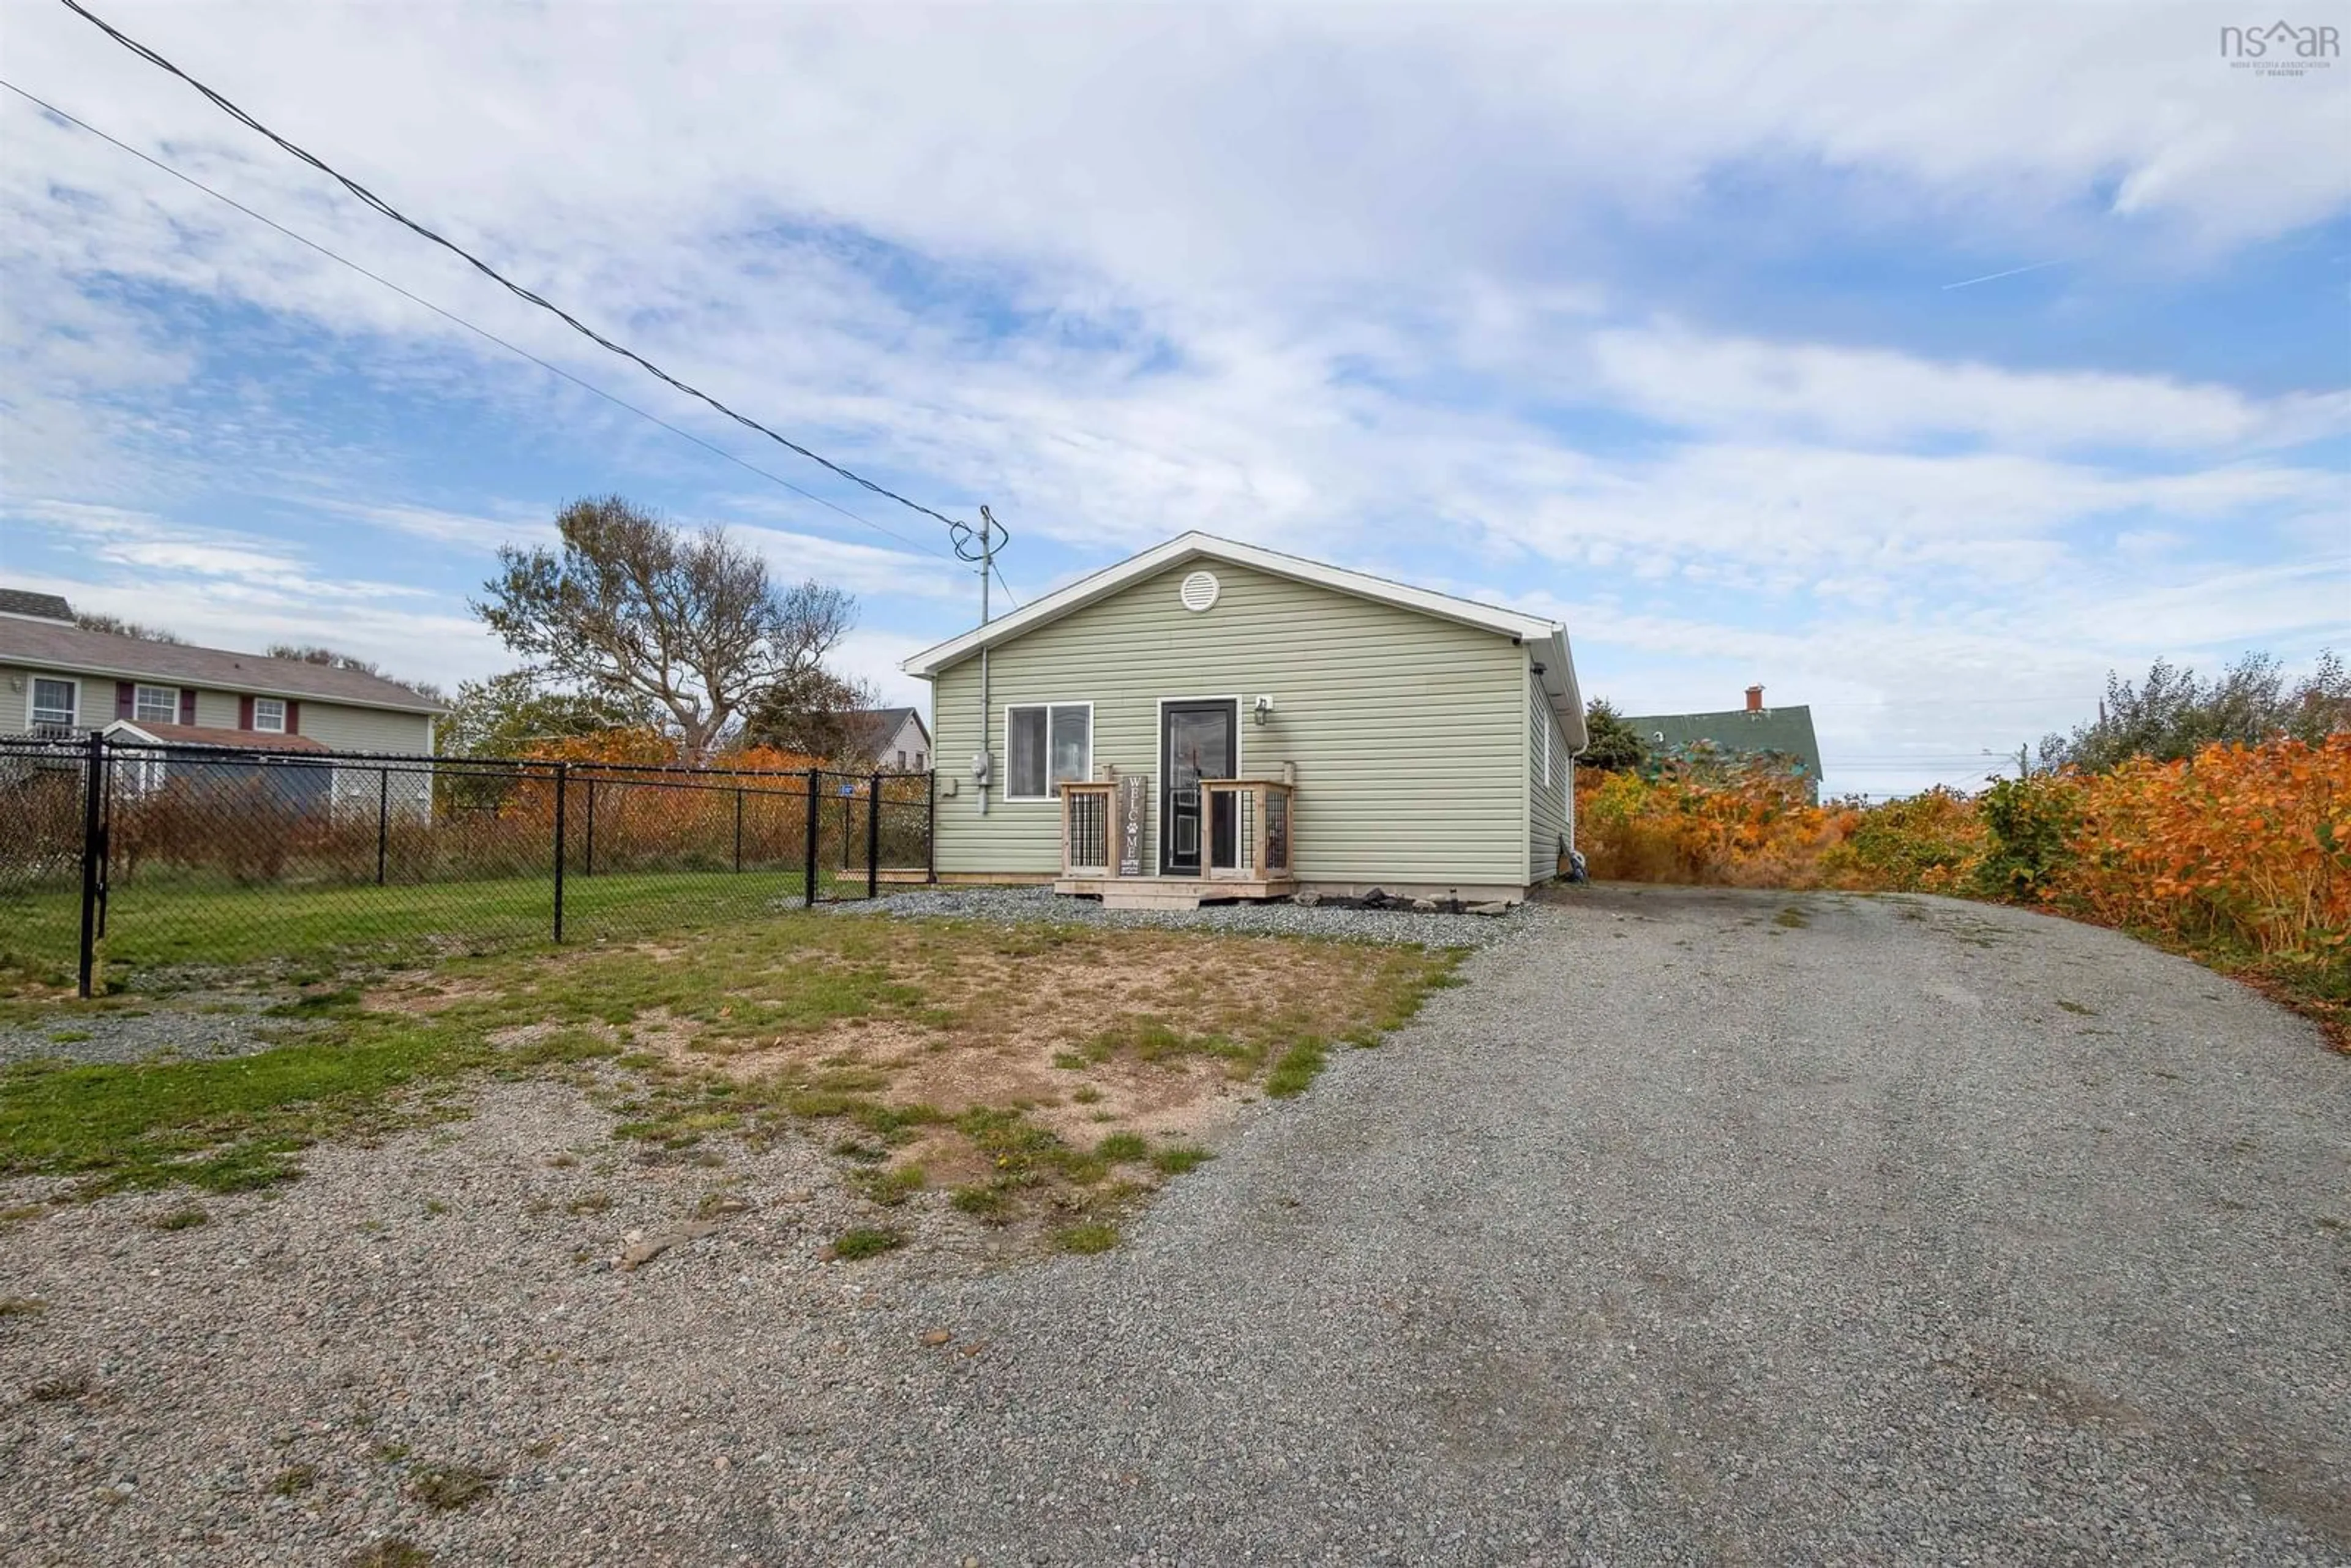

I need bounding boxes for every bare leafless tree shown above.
[474,495,855,762]
[75,612,184,643]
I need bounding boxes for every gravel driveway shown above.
[4,885,2345,1565]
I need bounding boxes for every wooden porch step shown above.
[1052,875,1294,912]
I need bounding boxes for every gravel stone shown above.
[0,996,317,1068]
[3,883,2345,1564]
[838,882,1534,946]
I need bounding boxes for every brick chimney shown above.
[1745,685,1764,713]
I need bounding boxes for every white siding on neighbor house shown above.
[929,559,1535,887]
[883,713,929,771]
[1528,670,1572,881]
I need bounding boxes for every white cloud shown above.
[727,520,972,606]
[2,2,2342,793]
[319,501,553,553]
[1585,326,2351,454]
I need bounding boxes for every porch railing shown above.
[1060,781,1114,877]
[1201,779,1294,881]
[1059,776,1296,882]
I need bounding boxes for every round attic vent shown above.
[1179,570,1220,612]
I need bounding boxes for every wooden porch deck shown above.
[1049,872,1294,911]
[1057,775,1296,910]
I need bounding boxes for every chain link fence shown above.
[0,733,933,996]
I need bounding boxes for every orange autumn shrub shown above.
[1576,759,1856,888]
[2039,735,2350,967]
[1575,734,2346,1016]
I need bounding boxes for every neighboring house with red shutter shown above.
[0,590,441,814]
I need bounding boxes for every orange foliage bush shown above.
[1577,764,1857,888]
[1573,734,2347,1010]
[2046,734,2349,964]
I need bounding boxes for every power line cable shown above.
[53,0,981,540]
[0,78,953,563]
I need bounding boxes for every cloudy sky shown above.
[1,1,2344,795]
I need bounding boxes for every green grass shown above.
[149,1204,210,1231]
[348,1539,434,1568]
[0,1017,486,1195]
[1264,1040,1329,1097]
[0,909,1469,1232]
[1,868,866,996]
[831,1226,906,1259]
[850,1162,926,1207]
[1150,1144,1213,1176]
[269,1464,319,1498]
[1056,1221,1119,1255]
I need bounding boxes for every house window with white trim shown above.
[1005,703,1090,800]
[252,697,287,733]
[134,685,178,724]
[30,677,77,735]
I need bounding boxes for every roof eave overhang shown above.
[4,650,446,715]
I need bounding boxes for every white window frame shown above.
[29,676,78,733]
[1002,702,1093,802]
[252,697,287,733]
[134,684,178,725]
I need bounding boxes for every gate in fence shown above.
[0,732,936,997]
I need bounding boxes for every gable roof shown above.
[900,532,1584,737]
[0,618,446,714]
[0,590,74,624]
[1624,704,1823,782]
[105,719,331,753]
[846,707,930,755]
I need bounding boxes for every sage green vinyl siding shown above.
[4,665,87,730]
[929,560,1532,884]
[1527,672,1570,881]
[0,667,432,752]
[191,688,429,751]
[279,701,435,754]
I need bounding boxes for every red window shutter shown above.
[116,681,134,720]
[285,700,301,735]
[239,695,254,730]
[178,689,196,726]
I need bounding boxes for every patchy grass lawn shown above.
[0,913,1463,1247]
[0,868,876,997]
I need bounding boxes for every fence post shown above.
[803,769,820,907]
[76,729,105,999]
[866,773,882,898]
[583,778,597,877]
[376,767,390,886]
[927,768,937,883]
[733,787,744,872]
[552,762,568,943]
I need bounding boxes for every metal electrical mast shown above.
[951,506,1011,813]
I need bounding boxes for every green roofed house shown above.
[899,533,1585,910]
[1624,687,1824,800]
